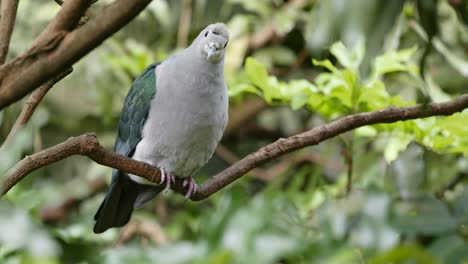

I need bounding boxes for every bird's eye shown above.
[204,31,209,38]
[223,42,228,48]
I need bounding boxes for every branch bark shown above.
[0,0,19,64]
[0,0,152,109]
[2,94,468,200]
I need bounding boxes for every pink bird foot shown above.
[182,177,198,199]
[159,168,175,192]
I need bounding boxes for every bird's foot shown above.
[182,177,197,199]
[159,168,175,192]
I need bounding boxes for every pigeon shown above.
[93,23,229,233]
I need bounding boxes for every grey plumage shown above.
[94,23,229,233]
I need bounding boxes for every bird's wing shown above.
[93,63,161,232]
[112,62,159,180]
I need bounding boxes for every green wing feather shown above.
[110,62,159,185]
[114,62,159,158]
[94,62,161,233]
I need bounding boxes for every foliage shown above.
[1,0,468,263]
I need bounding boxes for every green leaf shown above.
[373,46,418,76]
[384,133,413,163]
[313,59,339,73]
[330,40,365,70]
[245,57,270,90]
[228,83,259,97]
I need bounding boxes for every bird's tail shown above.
[93,173,164,233]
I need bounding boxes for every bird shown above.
[93,23,229,233]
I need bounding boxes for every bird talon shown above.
[159,168,166,184]
[183,177,197,199]
[159,168,175,192]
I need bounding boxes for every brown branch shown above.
[340,138,354,195]
[215,144,271,181]
[53,0,96,25]
[1,0,95,150]
[2,94,468,200]
[0,0,152,109]
[249,23,275,50]
[42,0,90,36]
[216,143,342,182]
[1,133,163,196]
[0,0,19,64]
[1,68,72,150]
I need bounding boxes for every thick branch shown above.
[0,0,152,109]
[2,94,468,200]
[0,0,19,64]
[42,0,90,36]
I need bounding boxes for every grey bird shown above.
[93,23,229,233]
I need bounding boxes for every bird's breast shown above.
[134,62,228,177]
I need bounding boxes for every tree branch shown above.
[177,0,192,48]
[0,0,152,109]
[1,0,99,150]
[0,68,72,151]
[42,0,90,36]
[2,94,468,200]
[0,0,19,64]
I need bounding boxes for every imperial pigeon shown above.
[93,23,229,233]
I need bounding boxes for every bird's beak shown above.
[207,43,219,57]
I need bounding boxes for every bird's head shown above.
[195,23,229,64]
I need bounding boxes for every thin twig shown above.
[216,143,342,182]
[177,0,192,48]
[0,68,72,151]
[0,0,19,64]
[339,135,354,195]
[249,23,275,50]
[215,144,271,181]
[3,94,468,200]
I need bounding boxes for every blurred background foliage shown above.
[1,0,468,263]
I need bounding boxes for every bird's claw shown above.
[159,168,166,184]
[159,168,175,193]
[182,177,197,199]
